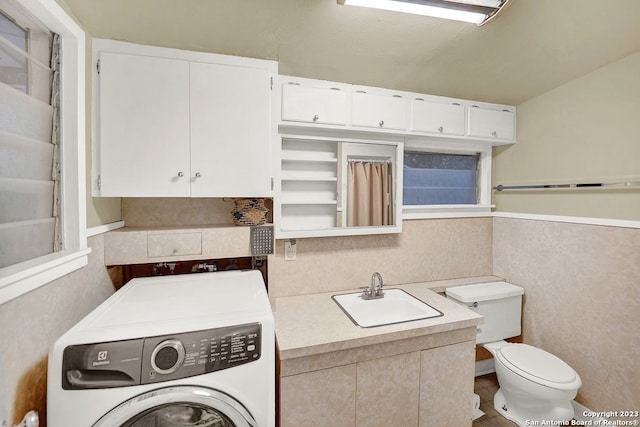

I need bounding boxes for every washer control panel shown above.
[62,322,262,389]
[141,322,262,384]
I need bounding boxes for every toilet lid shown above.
[497,344,581,389]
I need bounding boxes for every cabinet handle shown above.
[452,102,461,106]
[491,131,497,137]
[415,97,424,101]
[438,126,444,133]
[330,87,341,91]
[471,105,479,108]
[379,120,384,127]
[177,172,184,177]
[356,90,367,94]
[195,172,202,178]
[392,94,402,98]
[313,114,319,122]
[287,82,300,85]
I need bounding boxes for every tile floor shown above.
[473,373,518,426]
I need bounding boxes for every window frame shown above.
[0,0,88,304]
[402,139,493,219]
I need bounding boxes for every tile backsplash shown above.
[493,216,640,415]
[272,218,493,298]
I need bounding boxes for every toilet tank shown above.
[445,282,524,344]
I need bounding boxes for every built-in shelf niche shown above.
[276,134,404,238]
[280,138,339,231]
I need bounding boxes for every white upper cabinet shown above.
[190,62,271,197]
[93,39,277,197]
[410,99,465,136]
[277,76,515,145]
[281,81,347,126]
[467,106,515,141]
[351,90,407,131]
[98,52,191,197]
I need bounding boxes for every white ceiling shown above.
[61,0,640,105]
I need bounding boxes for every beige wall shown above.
[0,235,117,424]
[53,0,122,228]
[0,3,120,424]
[83,31,122,227]
[493,217,640,412]
[271,218,493,298]
[493,51,640,221]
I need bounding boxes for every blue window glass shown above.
[403,152,478,205]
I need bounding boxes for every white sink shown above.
[332,288,443,328]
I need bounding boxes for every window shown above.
[0,0,87,304]
[0,4,60,268]
[402,142,492,219]
[404,152,478,205]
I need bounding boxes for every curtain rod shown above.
[347,159,392,164]
[493,181,640,191]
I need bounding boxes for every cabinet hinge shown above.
[97,174,101,190]
[96,59,100,75]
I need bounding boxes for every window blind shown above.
[403,152,479,205]
[0,4,59,269]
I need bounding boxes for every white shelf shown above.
[281,200,338,205]
[281,175,338,182]
[281,155,338,163]
[279,136,340,236]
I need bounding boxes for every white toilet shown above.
[446,282,582,427]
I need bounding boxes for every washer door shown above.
[93,386,256,427]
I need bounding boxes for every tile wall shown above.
[493,216,640,412]
[0,234,118,425]
[271,217,494,298]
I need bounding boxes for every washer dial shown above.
[150,339,185,375]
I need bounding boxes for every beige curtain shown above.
[347,161,392,227]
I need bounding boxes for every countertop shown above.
[274,276,500,360]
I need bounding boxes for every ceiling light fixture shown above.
[338,0,511,25]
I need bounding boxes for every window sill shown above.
[403,204,494,220]
[0,247,91,304]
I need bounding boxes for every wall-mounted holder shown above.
[250,225,274,255]
[493,180,640,191]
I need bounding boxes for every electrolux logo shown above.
[93,350,110,367]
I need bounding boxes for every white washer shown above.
[48,270,274,427]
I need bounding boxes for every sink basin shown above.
[332,288,443,328]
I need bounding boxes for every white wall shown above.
[493,50,640,221]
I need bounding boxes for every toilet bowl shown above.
[484,341,581,426]
[445,282,582,427]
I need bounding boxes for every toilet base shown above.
[494,389,527,427]
[494,388,575,427]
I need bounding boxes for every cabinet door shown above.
[280,365,356,427]
[98,52,190,196]
[356,352,420,427]
[419,342,475,427]
[351,91,407,130]
[281,83,347,125]
[411,100,465,135]
[190,62,272,197]
[467,106,515,140]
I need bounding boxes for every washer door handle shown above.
[65,369,136,389]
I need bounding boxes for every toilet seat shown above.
[496,344,581,390]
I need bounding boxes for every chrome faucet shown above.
[361,272,385,300]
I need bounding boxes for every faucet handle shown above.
[360,286,372,299]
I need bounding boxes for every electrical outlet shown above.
[284,239,297,261]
